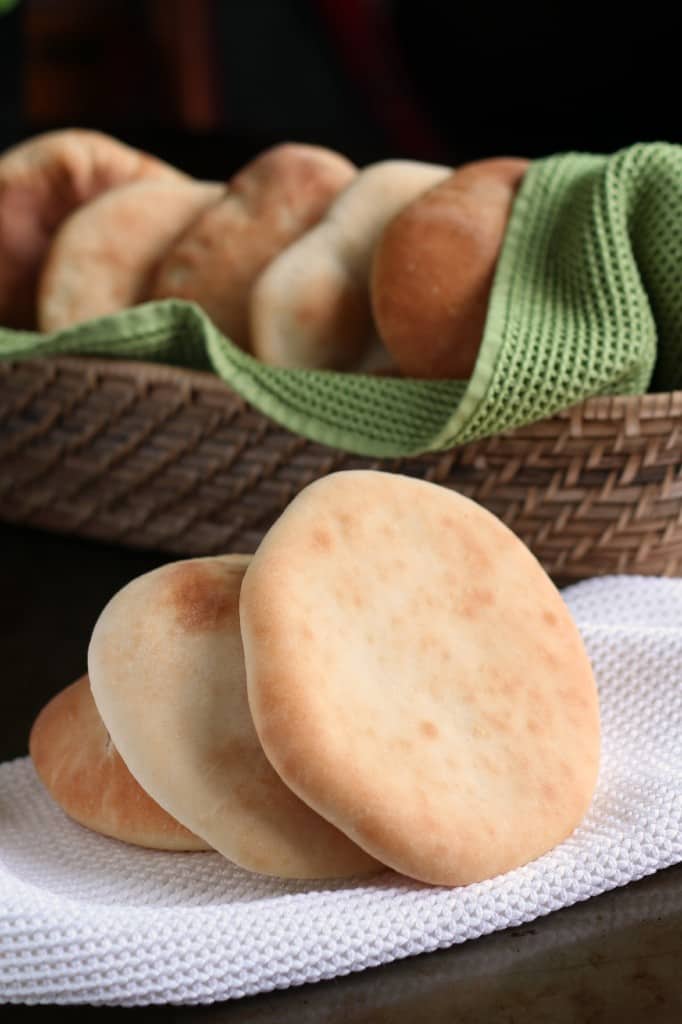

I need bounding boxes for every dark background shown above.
[1,0,679,179]
[1,5,682,1017]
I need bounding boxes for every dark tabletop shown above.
[1,523,681,1022]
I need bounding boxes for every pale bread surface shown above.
[240,471,601,886]
[37,178,224,331]
[149,143,356,350]
[0,128,186,329]
[87,554,382,879]
[371,158,530,379]
[29,675,209,851]
[249,159,452,370]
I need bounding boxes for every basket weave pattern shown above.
[1,357,680,580]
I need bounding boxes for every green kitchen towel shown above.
[0,142,680,457]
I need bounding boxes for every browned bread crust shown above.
[29,675,210,851]
[370,158,529,379]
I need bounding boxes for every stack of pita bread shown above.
[0,129,528,377]
[30,470,601,886]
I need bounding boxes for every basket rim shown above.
[3,353,682,425]
[2,354,680,578]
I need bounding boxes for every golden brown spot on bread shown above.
[466,540,493,572]
[391,736,413,753]
[312,527,333,551]
[162,561,238,633]
[483,710,510,733]
[542,609,559,627]
[459,585,496,620]
[419,719,439,740]
[526,685,546,707]
[476,752,501,776]
[473,587,495,608]
[337,511,357,537]
[526,716,542,735]
[541,781,558,804]
[492,675,521,698]
[540,645,561,669]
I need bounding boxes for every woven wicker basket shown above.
[0,355,680,581]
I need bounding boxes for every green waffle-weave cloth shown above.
[1,141,680,457]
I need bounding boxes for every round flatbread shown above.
[239,471,601,886]
[37,178,224,331]
[87,554,382,879]
[249,159,451,370]
[29,675,209,851]
[0,128,186,328]
[149,143,356,349]
[371,157,530,379]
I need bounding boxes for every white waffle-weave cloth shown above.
[1,575,680,1006]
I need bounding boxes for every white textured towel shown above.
[1,575,680,1006]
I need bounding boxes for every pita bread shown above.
[29,675,209,851]
[149,143,356,349]
[0,129,186,328]
[371,158,530,379]
[87,554,382,879]
[37,178,224,331]
[240,471,601,886]
[249,159,451,370]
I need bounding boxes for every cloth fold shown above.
[1,576,680,1006]
[0,142,680,456]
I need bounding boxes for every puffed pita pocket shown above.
[88,554,382,879]
[29,675,210,851]
[240,470,601,887]
[38,177,224,331]
[150,143,356,350]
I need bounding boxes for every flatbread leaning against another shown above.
[239,470,601,887]
[87,554,383,879]
[149,142,357,350]
[37,177,224,331]
[0,128,187,328]
[29,674,210,851]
